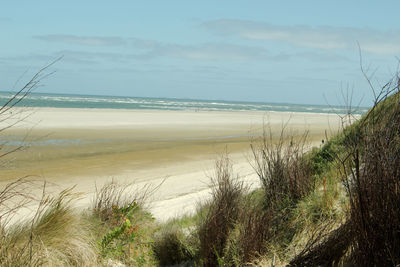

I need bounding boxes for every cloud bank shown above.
[33,35,270,61]
[202,19,400,55]
[32,34,350,63]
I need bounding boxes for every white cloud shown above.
[202,19,400,55]
[34,35,126,46]
[145,43,270,61]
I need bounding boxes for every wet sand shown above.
[0,108,342,221]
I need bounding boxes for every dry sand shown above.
[0,108,342,221]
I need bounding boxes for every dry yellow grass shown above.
[0,187,99,266]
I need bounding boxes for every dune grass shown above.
[0,186,99,266]
[0,180,160,266]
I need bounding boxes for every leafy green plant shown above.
[100,203,139,258]
[92,180,158,266]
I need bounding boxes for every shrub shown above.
[345,91,400,265]
[197,153,245,266]
[250,127,314,209]
[236,197,273,264]
[153,225,196,266]
[235,126,316,264]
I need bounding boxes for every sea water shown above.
[0,91,368,115]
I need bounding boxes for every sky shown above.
[1,1,400,106]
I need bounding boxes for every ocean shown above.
[0,91,368,115]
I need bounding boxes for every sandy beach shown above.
[0,108,342,221]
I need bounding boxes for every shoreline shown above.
[8,105,360,117]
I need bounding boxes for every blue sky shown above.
[1,1,400,106]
